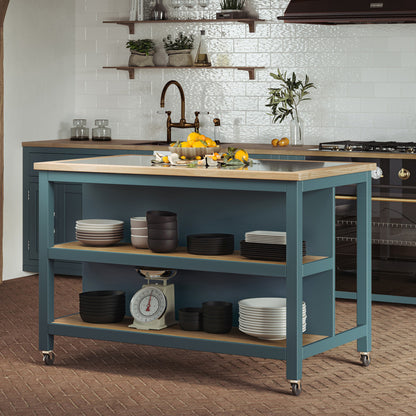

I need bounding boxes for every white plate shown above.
[239,315,307,324]
[239,298,306,310]
[239,323,306,333]
[76,225,123,231]
[76,231,123,236]
[76,219,124,226]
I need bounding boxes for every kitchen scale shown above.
[129,267,177,330]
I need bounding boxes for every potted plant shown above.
[216,0,247,19]
[126,39,156,67]
[163,32,194,67]
[266,69,315,145]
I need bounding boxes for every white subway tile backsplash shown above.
[75,0,416,145]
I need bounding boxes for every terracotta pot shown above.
[166,49,193,67]
[128,51,155,67]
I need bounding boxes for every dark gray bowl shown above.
[146,211,177,224]
[148,228,178,240]
[147,222,177,230]
[148,238,178,253]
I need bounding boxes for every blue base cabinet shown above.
[23,147,152,274]
[37,162,372,395]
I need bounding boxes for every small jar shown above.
[70,119,89,141]
[92,119,112,141]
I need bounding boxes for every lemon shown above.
[180,141,191,148]
[271,138,279,147]
[195,156,202,160]
[180,155,187,160]
[235,149,249,163]
[187,132,201,142]
[192,141,206,148]
[278,137,289,147]
[162,156,169,163]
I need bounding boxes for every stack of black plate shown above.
[178,307,202,331]
[202,301,233,333]
[240,241,306,261]
[79,290,125,324]
[187,234,234,255]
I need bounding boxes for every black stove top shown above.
[319,140,416,153]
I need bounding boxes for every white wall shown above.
[3,0,75,280]
[75,0,416,143]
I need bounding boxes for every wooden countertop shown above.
[34,154,376,182]
[22,139,416,159]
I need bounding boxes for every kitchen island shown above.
[34,155,376,395]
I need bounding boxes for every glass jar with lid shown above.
[92,119,112,141]
[70,119,89,141]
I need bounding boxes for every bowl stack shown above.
[75,219,124,247]
[130,216,148,248]
[238,297,307,341]
[146,211,178,253]
[178,307,202,331]
[202,301,233,333]
[187,233,234,255]
[79,290,125,323]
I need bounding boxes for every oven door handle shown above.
[336,195,416,203]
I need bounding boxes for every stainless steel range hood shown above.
[278,0,416,24]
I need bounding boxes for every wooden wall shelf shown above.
[103,18,265,34]
[103,65,264,80]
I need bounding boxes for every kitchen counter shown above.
[34,154,377,181]
[23,139,416,159]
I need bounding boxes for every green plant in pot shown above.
[163,32,194,67]
[266,69,315,145]
[126,39,156,67]
[217,0,247,19]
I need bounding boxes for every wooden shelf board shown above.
[103,66,264,80]
[53,241,327,265]
[103,19,265,34]
[54,314,325,348]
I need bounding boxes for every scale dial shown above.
[130,286,167,323]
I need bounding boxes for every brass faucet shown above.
[160,80,200,143]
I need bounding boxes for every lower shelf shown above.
[51,314,325,358]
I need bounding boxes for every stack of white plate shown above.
[75,219,124,247]
[245,231,287,244]
[238,297,306,341]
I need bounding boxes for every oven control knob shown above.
[398,168,410,180]
[371,166,383,180]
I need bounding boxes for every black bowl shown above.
[148,238,178,253]
[146,211,177,224]
[202,301,233,313]
[203,322,232,334]
[178,307,202,331]
[147,222,177,230]
[148,229,178,240]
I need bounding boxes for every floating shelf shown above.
[103,65,265,80]
[103,18,265,34]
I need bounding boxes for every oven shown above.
[307,141,416,304]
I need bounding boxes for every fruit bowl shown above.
[171,146,220,160]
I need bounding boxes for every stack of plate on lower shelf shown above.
[75,219,124,247]
[238,297,307,341]
[240,230,306,261]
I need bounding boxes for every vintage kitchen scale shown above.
[129,267,177,330]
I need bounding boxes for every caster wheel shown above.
[360,354,370,367]
[43,352,55,365]
[291,382,302,396]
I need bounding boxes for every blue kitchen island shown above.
[35,155,376,395]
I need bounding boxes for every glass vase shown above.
[290,115,304,145]
[151,0,167,20]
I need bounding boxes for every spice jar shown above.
[92,119,112,141]
[70,119,89,141]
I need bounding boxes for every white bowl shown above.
[131,235,149,249]
[130,217,147,228]
[131,227,148,236]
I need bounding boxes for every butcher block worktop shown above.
[23,139,416,160]
[34,154,376,181]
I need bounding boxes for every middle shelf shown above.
[51,241,330,278]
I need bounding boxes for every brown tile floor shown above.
[0,275,415,416]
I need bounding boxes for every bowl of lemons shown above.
[170,132,219,160]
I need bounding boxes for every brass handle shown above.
[336,195,416,203]
[398,168,410,180]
